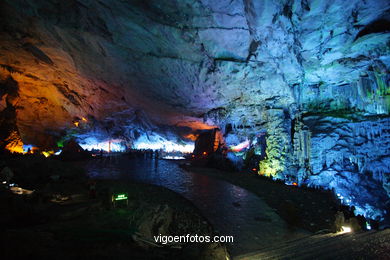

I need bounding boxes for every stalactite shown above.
[291,113,312,183]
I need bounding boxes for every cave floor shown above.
[1,173,217,259]
[236,229,390,260]
[183,166,390,259]
[79,156,312,256]
[184,166,339,233]
[2,155,388,259]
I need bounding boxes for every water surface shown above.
[81,156,304,256]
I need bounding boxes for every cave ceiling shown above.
[0,0,389,146]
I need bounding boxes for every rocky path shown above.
[236,229,390,260]
[186,166,338,233]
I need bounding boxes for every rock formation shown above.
[0,0,389,219]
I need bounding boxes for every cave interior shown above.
[0,0,389,258]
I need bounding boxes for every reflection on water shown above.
[81,156,297,256]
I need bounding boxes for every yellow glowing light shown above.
[230,140,250,152]
[81,117,87,122]
[259,157,281,177]
[5,131,24,153]
[5,143,24,153]
[42,151,54,157]
[74,121,79,127]
[341,226,351,233]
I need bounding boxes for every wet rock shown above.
[136,204,174,240]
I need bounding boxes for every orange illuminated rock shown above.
[4,130,24,153]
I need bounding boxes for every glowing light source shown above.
[341,226,351,233]
[162,156,185,160]
[81,117,87,122]
[133,133,194,153]
[203,151,207,155]
[5,131,24,153]
[184,133,198,141]
[366,222,371,230]
[73,121,79,127]
[135,142,194,153]
[114,193,128,201]
[10,186,34,195]
[22,144,35,153]
[259,162,279,177]
[79,137,125,152]
[230,140,250,152]
[57,140,64,148]
[5,144,24,153]
[42,151,55,157]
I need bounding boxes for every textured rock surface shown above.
[306,116,390,219]
[0,1,389,217]
[0,0,388,142]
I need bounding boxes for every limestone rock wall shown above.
[0,0,388,218]
[305,116,390,219]
[1,0,388,146]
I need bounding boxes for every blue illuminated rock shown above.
[0,0,388,219]
[305,116,390,220]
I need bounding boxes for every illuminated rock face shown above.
[0,1,389,217]
[306,116,390,219]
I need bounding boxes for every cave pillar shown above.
[0,76,23,153]
[259,109,292,178]
[292,115,312,184]
[193,128,223,156]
